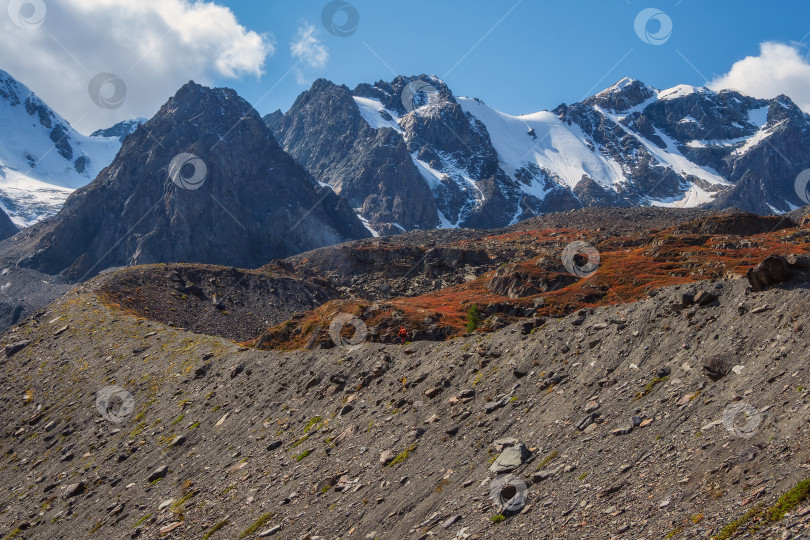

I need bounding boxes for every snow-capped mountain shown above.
[266,75,810,234]
[0,70,122,227]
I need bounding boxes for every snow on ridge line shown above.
[0,73,124,226]
[594,104,729,188]
[458,97,626,192]
[657,84,705,101]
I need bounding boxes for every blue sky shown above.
[2,0,809,133]
[223,0,810,117]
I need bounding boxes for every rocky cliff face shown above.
[266,78,440,235]
[9,81,369,281]
[267,75,810,235]
[267,75,521,233]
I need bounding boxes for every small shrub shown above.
[466,304,481,333]
[490,514,505,523]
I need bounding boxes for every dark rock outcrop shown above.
[0,207,16,240]
[746,255,794,292]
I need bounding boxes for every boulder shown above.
[702,353,735,381]
[746,255,793,291]
[147,466,168,483]
[4,340,31,358]
[490,442,530,473]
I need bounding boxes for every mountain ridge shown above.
[266,74,810,235]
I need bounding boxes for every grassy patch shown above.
[239,513,273,538]
[537,449,558,470]
[202,519,228,539]
[295,449,311,461]
[290,434,310,449]
[634,376,668,400]
[767,478,810,521]
[172,490,197,510]
[304,416,324,433]
[490,514,505,523]
[131,513,152,529]
[129,421,147,438]
[713,504,763,540]
[713,478,810,539]
[387,444,417,467]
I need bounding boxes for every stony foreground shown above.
[2,264,810,539]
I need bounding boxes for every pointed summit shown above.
[585,78,657,111]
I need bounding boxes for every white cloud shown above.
[709,42,810,114]
[290,21,328,85]
[0,0,275,133]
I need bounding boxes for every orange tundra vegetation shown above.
[252,218,810,350]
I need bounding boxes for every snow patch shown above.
[459,97,627,192]
[0,72,121,227]
[352,96,403,133]
[658,85,702,100]
[354,210,380,237]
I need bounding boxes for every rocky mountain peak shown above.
[584,77,656,111]
[767,94,808,124]
[354,74,456,116]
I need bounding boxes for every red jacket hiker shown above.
[398,326,407,344]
